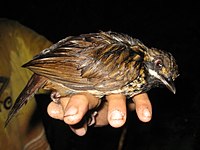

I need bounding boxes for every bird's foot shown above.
[88,111,98,126]
[50,91,61,103]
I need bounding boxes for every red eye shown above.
[155,59,163,68]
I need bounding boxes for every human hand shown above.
[47,93,152,136]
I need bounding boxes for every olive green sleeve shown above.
[0,18,52,150]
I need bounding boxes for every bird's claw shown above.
[88,111,98,126]
[51,91,61,103]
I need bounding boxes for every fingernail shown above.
[64,106,78,117]
[75,128,86,136]
[143,108,151,119]
[110,110,124,120]
[109,110,125,127]
[51,109,60,115]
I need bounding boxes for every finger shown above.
[132,93,152,122]
[127,101,136,111]
[63,93,99,125]
[47,102,64,120]
[106,94,127,128]
[69,122,88,136]
[94,101,109,127]
[59,96,70,110]
[47,96,70,120]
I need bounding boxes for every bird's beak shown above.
[160,76,176,94]
[147,69,176,94]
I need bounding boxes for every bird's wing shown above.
[23,32,144,91]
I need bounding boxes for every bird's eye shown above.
[155,59,163,68]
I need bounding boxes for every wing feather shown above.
[23,31,145,92]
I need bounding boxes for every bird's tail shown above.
[4,74,47,127]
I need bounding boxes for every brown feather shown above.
[23,32,143,92]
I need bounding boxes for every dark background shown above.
[1,0,200,149]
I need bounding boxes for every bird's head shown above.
[142,47,179,94]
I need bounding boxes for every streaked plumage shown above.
[5,31,179,126]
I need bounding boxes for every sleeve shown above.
[0,18,52,150]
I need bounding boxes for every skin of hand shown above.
[47,93,152,136]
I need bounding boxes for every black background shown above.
[1,0,200,149]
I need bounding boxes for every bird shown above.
[5,31,179,127]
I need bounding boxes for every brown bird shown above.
[5,31,179,127]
